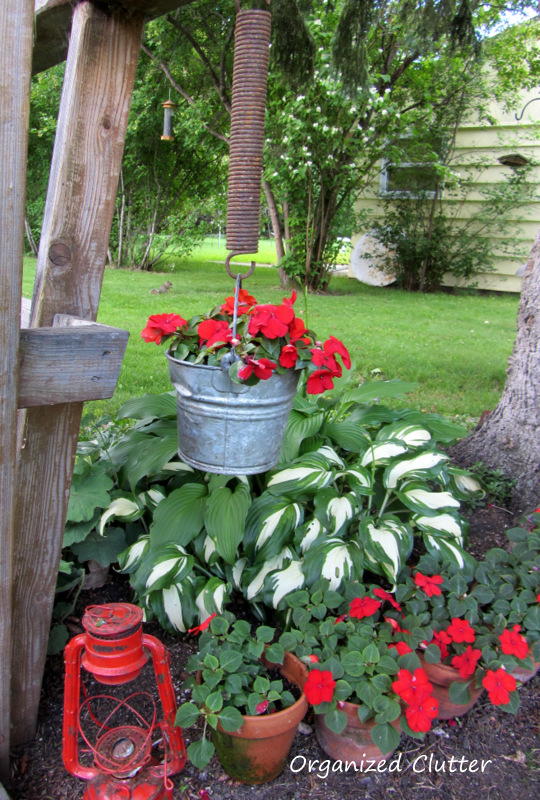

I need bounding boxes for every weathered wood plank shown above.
[33,0,199,74]
[18,323,129,408]
[0,0,35,782]
[11,2,143,746]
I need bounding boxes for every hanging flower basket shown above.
[166,352,298,475]
[142,288,350,475]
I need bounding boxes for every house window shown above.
[379,136,444,199]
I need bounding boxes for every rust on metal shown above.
[226,9,271,255]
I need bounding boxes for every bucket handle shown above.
[212,370,249,394]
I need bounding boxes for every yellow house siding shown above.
[351,85,540,292]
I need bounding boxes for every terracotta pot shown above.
[511,646,540,683]
[420,657,484,720]
[210,652,308,784]
[314,701,401,766]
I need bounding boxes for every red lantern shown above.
[63,603,186,799]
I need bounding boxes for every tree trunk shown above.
[24,216,38,256]
[262,179,290,289]
[449,227,540,512]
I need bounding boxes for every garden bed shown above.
[9,505,540,800]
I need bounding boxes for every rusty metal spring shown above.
[226,9,271,255]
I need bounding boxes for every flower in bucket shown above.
[141,290,350,394]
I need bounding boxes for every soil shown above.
[8,504,540,800]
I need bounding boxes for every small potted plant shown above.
[388,554,533,718]
[141,290,350,475]
[176,611,308,783]
[280,581,440,764]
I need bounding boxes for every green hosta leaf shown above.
[360,441,408,467]
[150,483,208,547]
[378,422,432,448]
[71,528,126,567]
[383,452,448,489]
[398,482,460,514]
[125,435,179,490]
[342,379,418,404]
[243,548,294,601]
[175,703,200,728]
[302,537,361,591]
[360,518,413,583]
[204,482,251,564]
[280,409,325,462]
[264,560,306,609]
[323,420,371,452]
[267,462,333,497]
[244,495,302,562]
[67,465,114,523]
[323,709,348,734]
[117,392,177,421]
[187,737,215,770]
[371,722,401,755]
[99,496,143,536]
[218,706,244,733]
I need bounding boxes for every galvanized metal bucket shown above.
[166,353,299,475]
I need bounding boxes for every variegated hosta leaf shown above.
[294,518,324,553]
[145,544,194,592]
[263,560,305,609]
[192,532,223,567]
[424,534,474,570]
[196,577,231,620]
[266,452,334,497]
[339,466,373,497]
[149,577,197,633]
[360,518,413,583]
[161,461,195,473]
[243,548,294,601]
[397,481,460,514]
[302,537,362,590]
[316,446,345,468]
[360,441,408,467]
[143,486,167,511]
[377,422,432,448]
[447,469,485,500]
[99,495,143,536]
[118,536,150,573]
[314,488,354,535]
[413,512,465,542]
[231,557,248,590]
[383,451,449,489]
[243,494,303,562]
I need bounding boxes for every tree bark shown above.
[449,227,540,512]
[262,179,290,288]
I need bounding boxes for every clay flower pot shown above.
[511,646,540,684]
[314,700,401,766]
[210,652,309,784]
[420,657,484,719]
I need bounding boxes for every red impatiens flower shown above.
[334,614,348,625]
[385,617,409,635]
[248,303,295,339]
[304,670,336,705]
[446,618,476,644]
[389,641,413,655]
[306,368,339,395]
[188,613,217,634]
[432,630,452,660]
[198,318,233,349]
[451,645,482,679]
[141,313,187,344]
[238,357,277,381]
[499,626,529,660]
[322,336,351,370]
[373,587,402,612]
[308,654,320,663]
[283,290,297,307]
[414,572,444,597]
[482,668,517,706]
[279,344,299,368]
[255,699,269,715]
[288,316,310,344]
[405,696,439,733]
[349,596,382,619]
[392,668,433,705]
[220,289,257,316]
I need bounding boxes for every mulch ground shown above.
[8,505,540,800]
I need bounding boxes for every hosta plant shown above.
[280,579,440,754]
[141,289,350,393]
[65,378,483,632]
[175,612,302,768]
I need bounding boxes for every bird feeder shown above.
[161,99,177,141]
[62,603,185,799]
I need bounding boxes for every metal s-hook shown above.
[225,252,256,281]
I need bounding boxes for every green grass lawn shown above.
[22,248,519,425]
